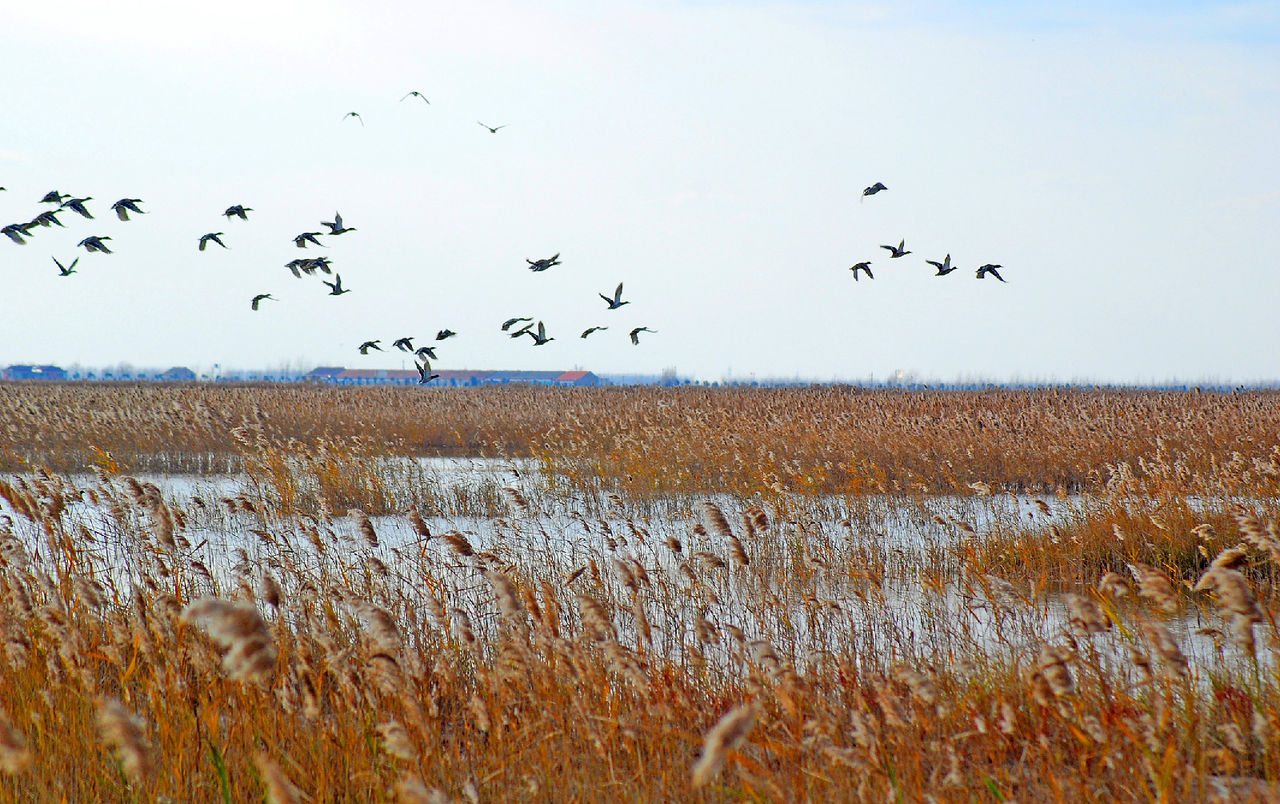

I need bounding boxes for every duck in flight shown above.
[526,253,561,272]
[30,210,64,228]
[509,322,535,338]
[849,261,873,281]
[78,235,113,253]
[580,326,608,339]
[323,274,350,295]
[294,232,325,248]
[1,224,31,245]
[40,191,67,204]
[61,197,94,219]
[599,282,629,310]
[321,212,356,235]
[880,239,910,259]
[401,91,430,104]
[416,359,439,384]
[926,254,958,276]
[976,264,1007,282]
[478,122,507,133]
[358,340,382,354]
[112,199,146,221]
[343,112,364,126]
[862,182,887,200]
[250,294,275,311]
[53,256,78,276]
[414,345,438,361]
[393,337,415,353]
[501,316,533,331]
[224,205,252,220]
[199,232,228,251]
[629,327,656,345]
[525,321,554,345]
[436,329,457,341]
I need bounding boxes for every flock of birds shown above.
[851,182,1008,283]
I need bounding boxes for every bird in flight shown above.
[112,199,146,221]
[61,197,94,219]
[926,254,958,276]
[526,253,561,272]
[343,112,364,126]
[294,232,325,248]
[393,337,415,353]
[881,239,910,259]
[501,316,534,331]
[436,329,457,341]
[508,322,535,339]
[321,212,356,235]
[199,232,228,251]
[1,224,31,245]
[599,282,629,310]
[849,261,873,281]
[250,293,275,311]
[414,345,438,361]
[478,122,507,133]
[78,236,113,253]
[358,340,383,355]
[580,326,608,339]
[224,205,253,220]
[30,210,64,228]
[53,256,78,276]
[976,264,1007,282]
[415,359,439,384]
[629,327,656,345]
[525,321,554,346]
[323,274,350,295]
[401,91,430,104]
[862,182,887,200]
[40,191,67,204]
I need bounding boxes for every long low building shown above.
[305,367,601,386]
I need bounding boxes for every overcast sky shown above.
[1,1,1277,382]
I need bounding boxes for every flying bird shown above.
[1,224,30,245]
[111,199,146,221]
[414,345,438,361]
[250,293,275,311]
[525,321,554,346]
[436,329,457,341]
[199,232,228,251]
[224,205,253,220]
[358,340,383,355]
[861,182,887,200]
[320,212,355,235]
[501,316,533,331]
[323,274,350,295]
[61,197,94,219]
[415,360,439,385]
[29,210,64,228]
[77,236,113,253]
[629,327,656,345]
[392,337,414,352]
[343,112,364,126]
[508,322,535,338]
[926,254,958,276]
[526,253,561,272]
[40,191,67,204]
[599,282,629,310]
[401,91,430,104]
[53,256,78,276]
[580,326,608,339]
[976,264,1007,282]
[478,122,507,133]
[880,239,911,259]
[849,261,873,281]
[294,232,325,248]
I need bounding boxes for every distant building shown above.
[2,364,67,381]
[159,366,197,382]
[303,367,601,387]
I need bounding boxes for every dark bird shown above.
[29,210,64,228]
[358,340,383,355]
[223,205,252,220]
[53,256,78,276]
[199,232,228,251]
[508,322,535,338]
[40,191,67,204]
[414,345,438,361]
[77,235,113,253]
[343,111,364,126]
[320,211,356,235]
[599,282,629,310]
[1,224,31,245]
[61,197,94,219]
[111,199,146,221]
[436,329,457,341]
[862,182,887,199]
[501,316,534,331]
[392,337,414,352]
[849,261,873,281]
[478,121,507,133]
[307,256,334,274]
[525,321,553,345]
[323,274,350,295]
[401,91,430,104]
[926,254,958,276]
[629,327,656,345]
[250,293,275,311]
[294,232,325,248]
[880,239,911,259]
[526,253,561,272]
[415,359,439,385]
[976,264,1007,282]
[580,326,608,339]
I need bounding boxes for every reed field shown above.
[3,382,1280,802]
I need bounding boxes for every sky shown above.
[1,0,1278,383]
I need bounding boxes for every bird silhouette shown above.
[1,224,30,245]
[393,337,414,352]
[111,199,146,221]
[415,359,439,384]
[40,191,67,204]
[849,262,873,281]
[223,205,253,220]
[294,232,325,248]
[501,316,533,331]
[880,239,911,258]
[250,294,275,311]
[436,329,457,341]
[321,212,356,235]
[862,182,887,200]
[414,345,438,361]
[478,122,507,133]
[323,274,350,295]
[976,264,1007,282]
[77,236,113,253]
[599,282,629,309]
[926,254,958,276]
[53,256,78,276]
[526,253,561,272]
[30,210,64,228]
[508,322,535,338]
[525,321,553,345]
[61,197,94,219]
[401,91,430,104]
[199,233,228,251]
[580,326,608,338]
[343,112,364,126]
[358,340,382,355]
[629,327,656,345]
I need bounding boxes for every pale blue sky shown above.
[1,1,1277,382]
